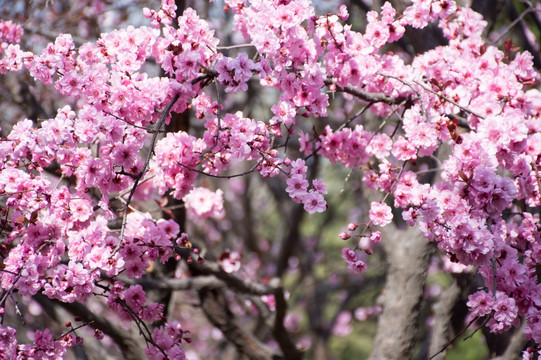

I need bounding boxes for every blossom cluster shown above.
[341,248,367,273]
[184,187,225,220]
[285,159,327,214]
[145,321,190,360]
[0,0,540,357]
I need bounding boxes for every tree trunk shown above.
[369,226,432,360]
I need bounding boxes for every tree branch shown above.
[34,293,146,360]
[199,288,278,360]
[174,250,301,359]
[129,275,229,291]
[272,286,304,360]
[324,79,408,105]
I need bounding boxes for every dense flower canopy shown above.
[0,0,540,358]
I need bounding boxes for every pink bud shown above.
[357,236,370,250]
[339,5,349,21]
[142,8,153,18]
[339,232,351,240]
[370,231,382,244]
[347,223,358,231]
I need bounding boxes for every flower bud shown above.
[347,223,358,231]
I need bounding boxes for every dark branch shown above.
[324,79,408,105]
[34,293,146,359]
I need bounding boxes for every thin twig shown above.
[336,102,373,132]
[380,73,426,116]
[429,316,480,360]
[326,15,344,53]
[102,111,162,133]
[324,78,408,105]
[111,94,180,257]
[200,81,224,157]
[217,44,256,50]
[463,316,491,341]
[410,79,485,120]
[116,174,156,198]
[490,3,534,45]
[177,160,263,179]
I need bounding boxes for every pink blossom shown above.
[145,321,188,360]
[0,20,24,46]
[298,130,313,156]
[432,0,457,19]
[290,158,308,175]
[341,248,357,263]
[183,187,225,220]
[0,325,17,359]
[392,136,417,161]
[286,174,309,198]
[312,179,328,195]
[124,284,147,311]
[347,223,358,231]
[365,21,390,48]
[354,305,382,321]
[302,190,326,214]
[403,1,432,28]
[370,231,382,244]
[369,201,393,226]
[124,258,149,279]
[341,248,367,273]
[367,133,392,160]
[408,123,438,156]
[348,260,367,273]
[218,250,242,273]
[467,291,493,317]
[271,101,296,127]
[489,291,519,333]
[140,302,164,323]
[69,198,93,222]
[332,311,352,337]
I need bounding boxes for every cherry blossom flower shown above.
[183,187,225,220]
[1,0,541,355]
[302,190,326,214]
[369,201,393,226]
[218,250,242,273]
[489,291,519,333]
[286,174,309,198]
[332,311,353,337]
[467,291,493,317]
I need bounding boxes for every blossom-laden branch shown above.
[324,78,409,105]
[0,0,540,359]
[34,294,147,359]
[113,93,180,257]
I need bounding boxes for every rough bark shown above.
[492,322,528,360]
[199,288,278,360]
[427,281,461,360]
[368,226,433,360]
